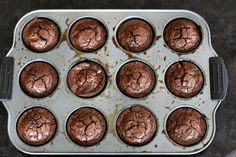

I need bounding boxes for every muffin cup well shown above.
[16,106,57,146]
[163,17,202,55]
[115,105,158,147]
[21,17,61,53]
[67,17,108,53]
[19,60,59,98]
[115,59,157,98]
[65,106,107,147]
[114,16,156,53]
[66,59,108,98]
[164,59,205,99]
[164,106,207,147]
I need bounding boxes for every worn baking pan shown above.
[0,9,228,155]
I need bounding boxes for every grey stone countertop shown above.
[0,0,235,156]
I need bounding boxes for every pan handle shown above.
[209,57,228,100]
[0,57,14,100]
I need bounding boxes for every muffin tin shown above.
[0,10,228,155]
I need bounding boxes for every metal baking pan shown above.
[0,9,228,155]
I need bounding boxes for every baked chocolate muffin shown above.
[166,107,206,146]
[69,18,107,52]
[66,107,107,146]
[165,61,204,98]
[116,61,156,98]
[117,19,154,52]
[22,18,60,52]
[116,105,157,146]
[67,60,107,98]
[20,61,58,98]
[164,18,201,53]
[16,107,57,146]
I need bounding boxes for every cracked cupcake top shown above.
[116,106,157,146]
[16,107,57,146]
[116,61,156,98]
[69,18,107,52]
[20,61,58,98]
[67,60,107,98]
[117,19,154,52]
[66,107,106,146]
[166,107,206,146]
[164,18,201,53]
[22,18,60,52]
[165,61,204,98]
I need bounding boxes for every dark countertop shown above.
[0,0,235,156]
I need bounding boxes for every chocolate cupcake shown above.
[116,105,157,146]
[69,18,107,52]
[166,107,206,146]
[164,18,201,53]
[67,60,107,98]
[66,107,107,146]
[165,61,204,98]
[116,61,156,98]
[20,61,58,98]
[117,19,154,52]
[16,107,57,146]
[22,18,60,52]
